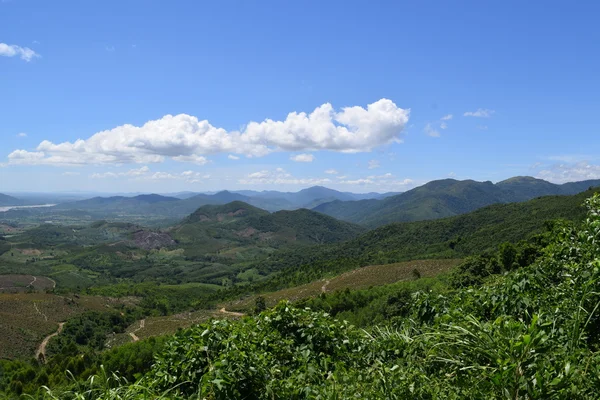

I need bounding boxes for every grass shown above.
[224,258,462,311]
[0,293,137,359]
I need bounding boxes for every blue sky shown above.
[1,0,599,193]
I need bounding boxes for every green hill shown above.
[254,188,599,288]
[314,176,600,227]
[0,193,24,207]
[172,201,364,256]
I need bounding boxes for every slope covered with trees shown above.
[314,176,600,227]
[19,193,600,399]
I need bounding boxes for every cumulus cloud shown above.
[536,162,600,184]
[91,166,207,183]
[6,99,409,166]
[464,108,495,118]
[91,166,150,179]
[441,114,453,121]
[338,172,414,190]
[290,153,314,162]
[440,122,448,130]
[0,42,40,62]
[324,169,338,174]
[17,132,27,137]
[172,155,209,165]
[368,160,380,169]
[228,154,240,160]
[424,123,440,137]
[239,168,331,186]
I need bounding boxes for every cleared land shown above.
[0,274,55,293]
[224,259,462,312]
[0,293,137,359]
[106,309,237,348]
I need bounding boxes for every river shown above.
[0,204,56,212]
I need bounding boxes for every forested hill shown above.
[30,193,600,399]
[172,201,365,248]
[253,188,600,288]
[0,193,24,206]
[314,176,600,227]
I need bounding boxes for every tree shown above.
[254,296,266,314]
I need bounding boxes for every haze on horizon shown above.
[2,1,599,194]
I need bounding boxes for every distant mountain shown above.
[313,177,600,227]
[54,194,180,211]
[232,186,378,210]
[172,201,365,255]
[0,193,25,207]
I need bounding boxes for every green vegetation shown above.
[245,188,598,292]
[13,192,599,399]
[1,187,600,398]
[314,176,600,227]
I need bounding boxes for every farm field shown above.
[0,293,137,359]
[224,258,462,311]
[0,274,55,293]
[106,309,239,348]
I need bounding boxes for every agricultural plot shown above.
[0,274,55,293]
[0,293,137,359]
[225,258,462,311]
[106,309,235,348]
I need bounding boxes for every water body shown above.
[0,204,56,213]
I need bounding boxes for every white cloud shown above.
[290,153,314,162]
[172,155,209,165]
[441,114,453,121]
[368,159,380,169]
[7,99,409,166]
[239,168,331,186]
[17,132,27,138]
[440,122,448,130]
[536,162,600,184]
[91,166,207,184]
[0,42,40,62]
[464,108,495,118]
[338,174,414,190]
[62,171,80,176]
[324,169,338,175]
[424,123,440,137]
[91,166,150,179]
[228,154,240,160]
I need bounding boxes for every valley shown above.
[0,179,599,398]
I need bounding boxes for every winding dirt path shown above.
[129,319,145,342]
[219,307,245,317]
[36,322,64,362]
[28,276,37,287]
[321,280,330,293]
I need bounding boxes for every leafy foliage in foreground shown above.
[36,194,600,399]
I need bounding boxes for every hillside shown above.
[21,193,600,398]
[0,193,24,207]
[253,188,600,288]
[314,176,600,227]
[172,201,365,256]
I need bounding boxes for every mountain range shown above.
[313,176,600,227]
[3,176,600,227]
